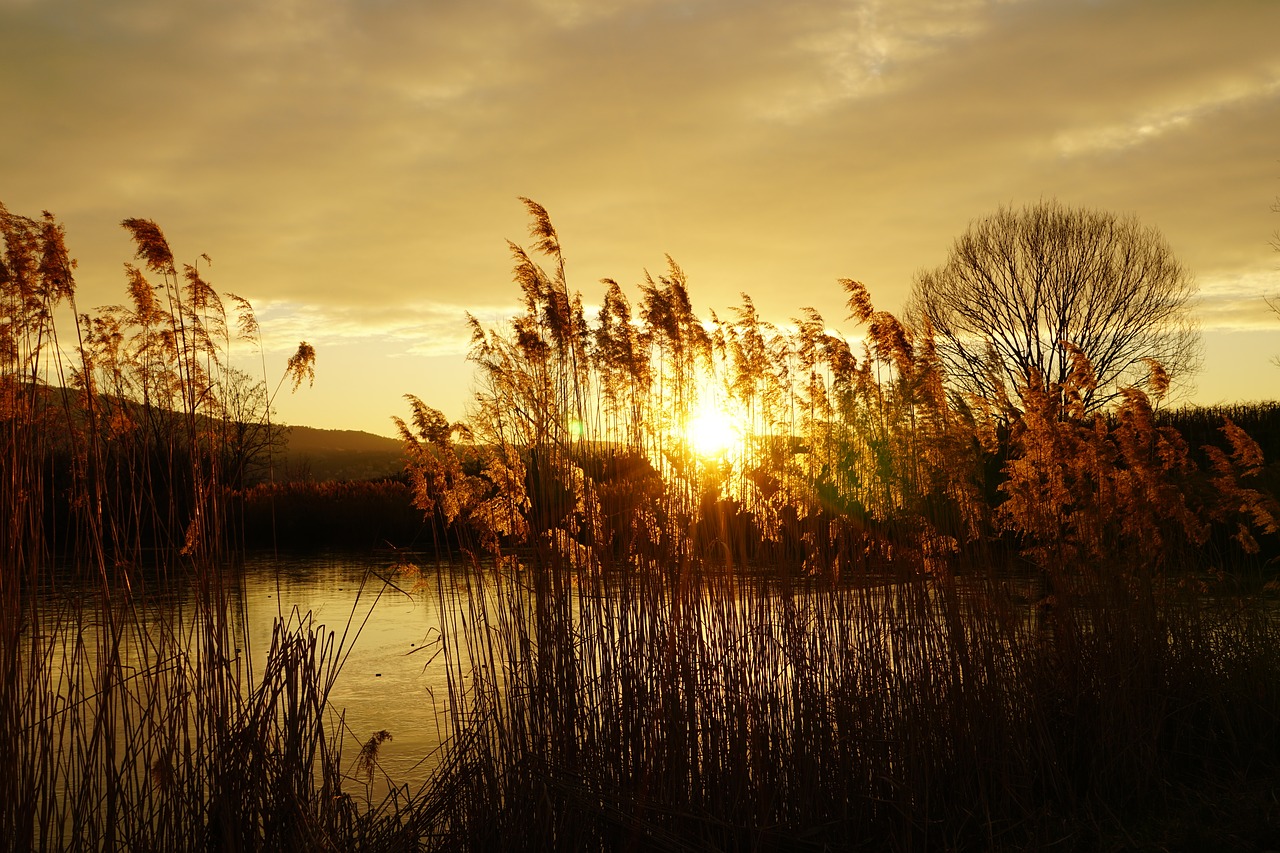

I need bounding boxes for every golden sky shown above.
[4,0,1279,435]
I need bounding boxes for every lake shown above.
[24,548,1053,817]
[29,550,465,805]
[234,552,461,797]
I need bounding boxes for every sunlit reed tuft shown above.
[400,200,1280,851]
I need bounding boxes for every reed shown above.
[0,204,416,850]
[401,202,1280,851]
[7,197,1280,850]
[411,524,1280,850]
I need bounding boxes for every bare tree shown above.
[906,200,1201,413]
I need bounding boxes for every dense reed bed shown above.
[412,547,1280,851]
[0,205,422,850]
[400,201,1280,850]
[7,197,1280,850]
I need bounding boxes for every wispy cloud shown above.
[1196,270,1280,333]
[761,0,1006,120]
[254,299,519,358]
[4,0,1280,431]
[1053,74,1280,158]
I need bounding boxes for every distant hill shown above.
[276,425,406,482]
[284,426,402,454]
[6,381,409,485]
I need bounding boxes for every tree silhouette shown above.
[907,200,1201,414]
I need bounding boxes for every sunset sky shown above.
[3,0,1278,436]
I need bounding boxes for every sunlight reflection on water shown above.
[234,551,458,797]
[31,553,1065,808]
[33,550,467,802]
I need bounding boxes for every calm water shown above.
[32,550,466,801]
[27,551,1053,810]
[234,552,458,794]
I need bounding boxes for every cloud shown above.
[1196,270,1280,333]
[5,0,1280,431]
[754,0,1010,121]
[253,298,519,358]
[1052,74,1280,158]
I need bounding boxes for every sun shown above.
[686,398,741,459]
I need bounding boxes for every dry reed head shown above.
[519,196,561,259]
[356,730,394,785]
[1143,357,1171,400]
[286,341,316,391]
[840,278,874,325]
[121,217,176,277]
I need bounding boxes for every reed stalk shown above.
[403,201,1280,851]
[0,205,418,850]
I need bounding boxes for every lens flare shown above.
[686,400,740,458]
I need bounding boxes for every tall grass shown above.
[7,196,1280,850]
[0,204,416,849]
[412,548,1280,850]
[402,202,1280,850]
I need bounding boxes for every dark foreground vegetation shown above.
[4,199,1280,850]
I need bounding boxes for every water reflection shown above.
[28,552,1052,810]
[238,552,458,796]
[34,551,460,801]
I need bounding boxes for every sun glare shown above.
[686,399,741,459]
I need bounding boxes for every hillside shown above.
[283,425,402,454]
[277,425,406,482]
[27,382,409,484]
